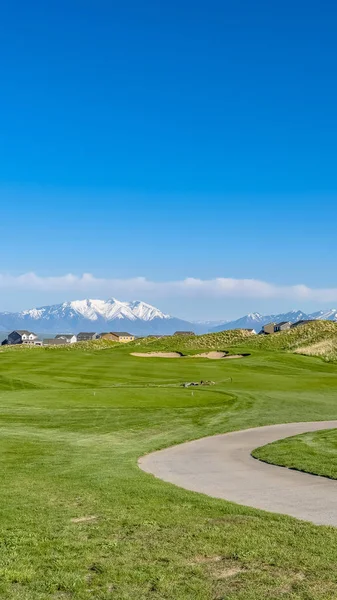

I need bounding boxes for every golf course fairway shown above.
[1,341,337,599]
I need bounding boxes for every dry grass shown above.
[294,338,337,362]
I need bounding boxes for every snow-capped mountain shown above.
[0,298,202,336]
[210,309,337,332]
[19,298,171,323]
[192,319,229,328]
[309,309,337,321]
[2,299,337,336]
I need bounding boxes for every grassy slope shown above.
[294,338,337,362]
[130,321,337,356]
[253,428,337,480]
[3,320,337,356]
[1,332,337,598]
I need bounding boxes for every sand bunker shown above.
[131,351,246,359]
[192,352,245,359]
[192,351,228,359]
[131,352,182,358]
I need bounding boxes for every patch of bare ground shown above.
[191,556,245,580]
[71,515,98,523]
[194,557,308,598]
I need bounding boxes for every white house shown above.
[7,330,42,345]
[55,334,77,344]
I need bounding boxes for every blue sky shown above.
[1,1,337,319]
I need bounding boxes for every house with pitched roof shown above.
[4,330,42,345]
[102,332,135,343]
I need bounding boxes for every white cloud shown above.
[0,272,337,302]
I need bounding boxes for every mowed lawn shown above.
[253,428,337,480]
[2,346,337,599]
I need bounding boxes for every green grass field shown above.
[2,331,337,599]
[253,428,337,480]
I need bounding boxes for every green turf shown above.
[253,428,337,480]
[2,339,337,598]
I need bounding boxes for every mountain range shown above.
[0,298,199,336]
[0,299,337,336]
[209,309,337,332]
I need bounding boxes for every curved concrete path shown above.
[139,421,337,526]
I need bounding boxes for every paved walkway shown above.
[139,421,337,526]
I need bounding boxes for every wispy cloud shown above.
[0,272,337,302]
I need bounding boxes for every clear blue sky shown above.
[1,1,337,319]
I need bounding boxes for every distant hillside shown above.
[246,320,337,351]
[129,321,337,357]
[210,309,337,332]
[129,329,257,354]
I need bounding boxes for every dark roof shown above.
[77,332,98,336]
[110,331,133,337]
[147,334,164,338]
[277,321,291,326]
[173,331,195,335]
[291,320,315,328]
[12,330,32,335]
[55,334,75,339]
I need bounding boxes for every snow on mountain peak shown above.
[0,297,193,336]
[21,298,171,324]
[129,300,170,321]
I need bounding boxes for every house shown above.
[55,334,77,344]
[275,321,291,332]
[242,328,257,334]
[23,338,43,346]
[262,323,277,335]
[104,332,135,343]
[147,334,165,338]
[43,338,68,346]
[77,332,100,342]
[290,320,316,328]
[173,331,196,336]
[99,332,115,341]
[6,330,41,345]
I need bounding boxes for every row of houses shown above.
[1,330,136,346]
[1,323,314,347]
[261,319,315,335]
